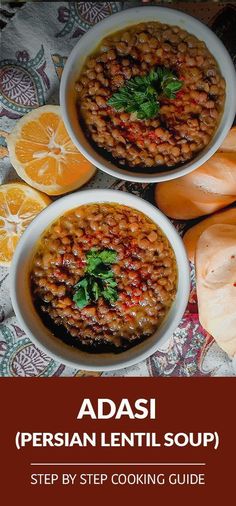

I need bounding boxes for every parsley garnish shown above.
[73,248,118,309]
[108,67,183,120]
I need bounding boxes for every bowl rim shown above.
[10,189,190,371]
[60,5,236,183]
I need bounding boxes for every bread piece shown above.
[196,224,236,357]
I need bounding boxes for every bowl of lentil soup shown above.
[60,6,236,183]
[10,190,190,371]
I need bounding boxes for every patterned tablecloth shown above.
[0,1,236,377]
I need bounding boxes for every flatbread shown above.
[196,224,236,357]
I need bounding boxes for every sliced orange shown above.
[8,105,96,195]
[0,183,51,266]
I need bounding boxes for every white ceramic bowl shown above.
[10,189,190,371]
[60,6,236,183]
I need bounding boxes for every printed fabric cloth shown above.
[0,1,236,377]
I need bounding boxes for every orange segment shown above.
[38,112,60,136]
[58,154,94,186]
[63,139,80,153]
[24,157,58,185]
[21,120,50,144]
[0,236,19,264]
[4,185,28,215]
[0,194,8,216]
[15,140,49,163]
[0,183,51,266]
[54,120,72,146]
[8,105,96,195]
[18,198,46,219]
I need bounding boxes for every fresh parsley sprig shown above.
[73,248,118,309]
[108,67,183,120]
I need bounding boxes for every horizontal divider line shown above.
[30,462,206,466]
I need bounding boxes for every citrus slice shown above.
[8,105,96,195]
[0,183,51,266]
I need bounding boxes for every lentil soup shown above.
[75,22,225,172]
[30,203,177,353]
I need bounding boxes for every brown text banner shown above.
[0,378,234,503]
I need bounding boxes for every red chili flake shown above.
[234,283,236,287]
[148,131,157,141]
[76,260,84,268]
[176,90,185,99]
[127,133,136,142]
[175,106,185,114]
[54,268,62,277]
[119,302,128,312]
[131,295,141,304]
